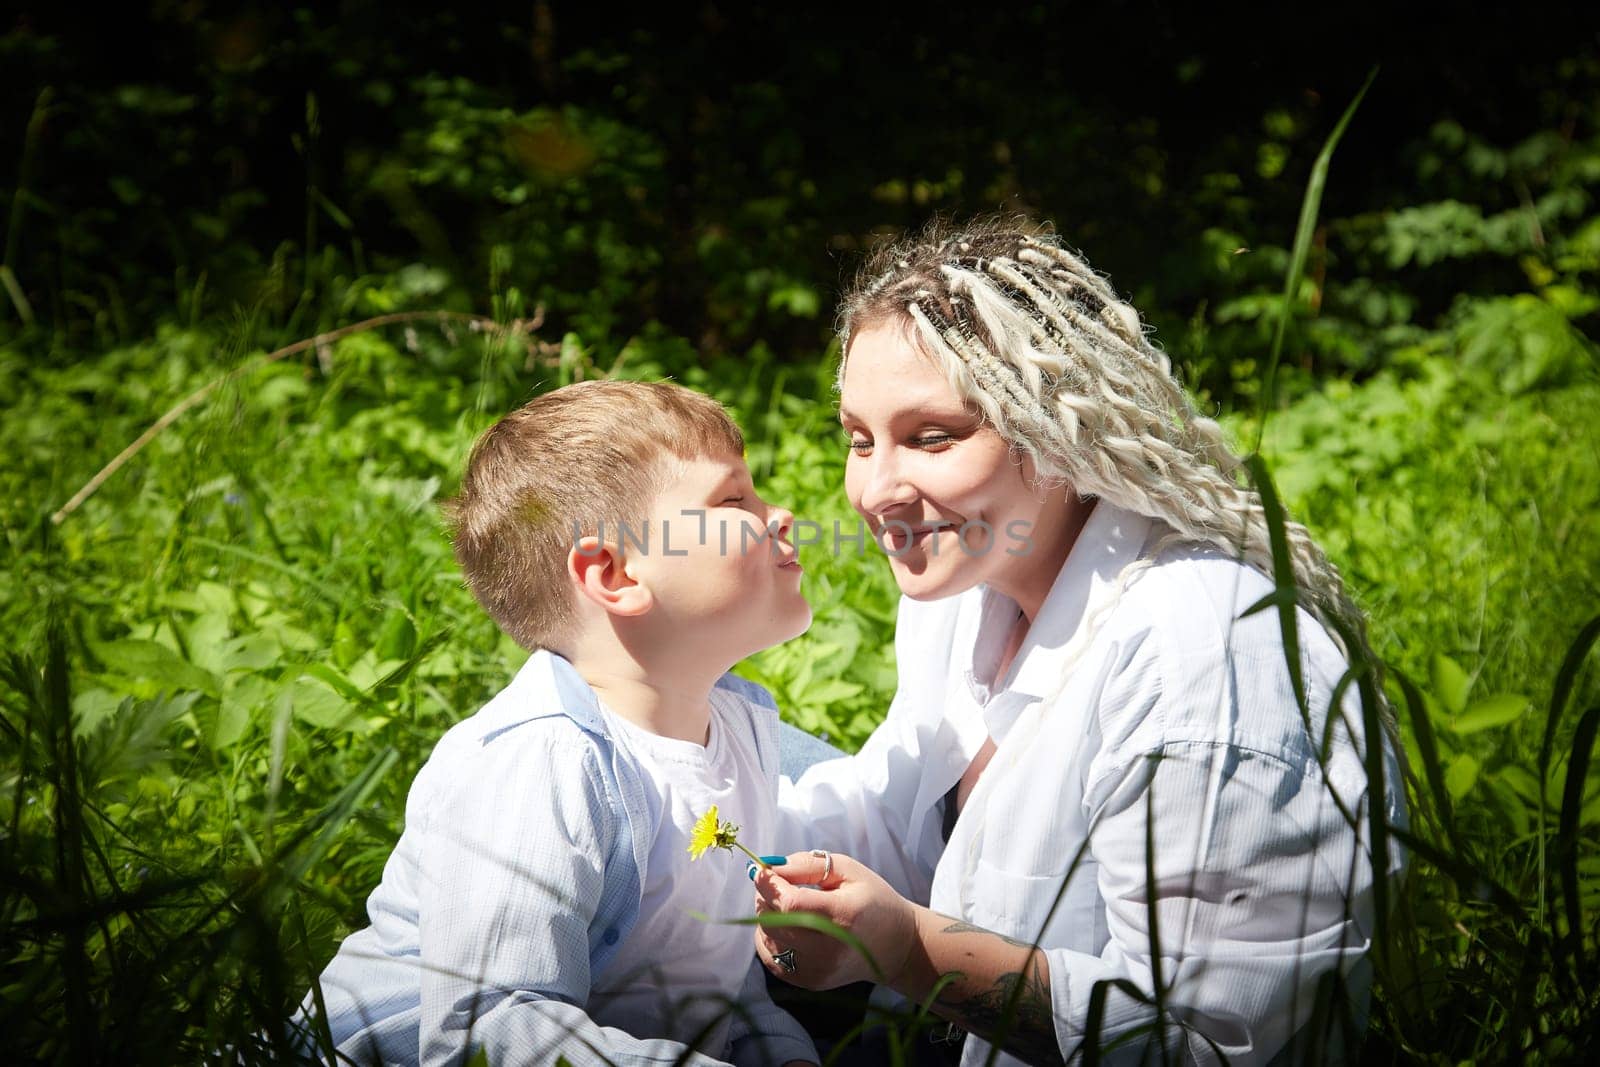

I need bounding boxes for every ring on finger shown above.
[808,848,833,883]
[773,947,799,974]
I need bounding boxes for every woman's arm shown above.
[756,732,1390,1066]
[752,853,1065,1066]
[772,708,943,901]
[773,594,980,901]
[898,908,1063,1066]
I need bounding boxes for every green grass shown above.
[3,104,1600,1061]
[3,291,1597,1061]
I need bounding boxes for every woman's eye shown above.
[910,434,954,449]
[847,438,873,455]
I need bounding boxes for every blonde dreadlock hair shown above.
[838,216,1382,692]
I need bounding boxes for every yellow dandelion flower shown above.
[687,805,723,860]
[686,805,767,869]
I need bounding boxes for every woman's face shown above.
[839,320,1084,611]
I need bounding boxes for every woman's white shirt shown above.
[780,502,1406,1066]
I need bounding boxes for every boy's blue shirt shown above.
[511,650,783,975]
[303,650,813,1067]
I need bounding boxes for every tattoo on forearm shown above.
[939,918,1035,950]
[935,956,1064,1067]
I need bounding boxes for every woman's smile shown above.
[877,521,942,554]
[839,321,1085,614]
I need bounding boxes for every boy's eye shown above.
[720,496,745,506]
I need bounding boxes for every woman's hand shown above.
[755,851,1066,1064]
[750,850,918,990]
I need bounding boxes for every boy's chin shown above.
[784,606,815,640]
[738,606,814,657]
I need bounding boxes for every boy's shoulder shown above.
[420,651,613,787]
[420,652,785,792]
[397,652,635,854]
[430,653,780,757]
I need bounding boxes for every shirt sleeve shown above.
[775,687,947,904]
[722,957,819,1067]
[1037,637,1382,1066]
[414,726,736,1067]
[775,597,963,903]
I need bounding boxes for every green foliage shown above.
[368,77,668,342]
[1228,210,1600,1048]
[3,10,1600,1063]
[7,254,1596,1060]
[1217,115,1600,1062]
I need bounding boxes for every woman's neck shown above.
[989,495,1097,623]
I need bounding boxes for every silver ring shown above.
[773,947,798,974]
[809,848,833,883]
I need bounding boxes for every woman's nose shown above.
[856,450,916,515]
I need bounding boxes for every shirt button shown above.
[602,927,620,945]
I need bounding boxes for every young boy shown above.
[304,381,818,1066]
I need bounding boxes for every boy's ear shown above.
[568,538,653,617]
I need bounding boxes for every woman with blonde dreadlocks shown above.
[757,218,1406,1065]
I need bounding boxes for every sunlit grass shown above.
[3,90,1599,1063]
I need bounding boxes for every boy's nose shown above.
[767,505,795,540]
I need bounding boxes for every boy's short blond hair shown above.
[446,380,745,651]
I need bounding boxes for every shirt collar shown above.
[964,501,1154,736]
[491,649,760,744]
[481,649,610,743]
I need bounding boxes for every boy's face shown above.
[627,451,811,663]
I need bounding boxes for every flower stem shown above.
[733,842,769,869]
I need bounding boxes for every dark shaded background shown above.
[3,2,1598,393]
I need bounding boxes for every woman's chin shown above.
[887,558,978,602]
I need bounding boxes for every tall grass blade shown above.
[3,88,53,279]
[1536,614,1600,923]
[733,911,885,983]
[979,786,1102,1065]
[1387,824,1524,919]
[0,264,34,326]
[1254,68,1377,449]
[41,613,96,1065]
[1393,669,1462,856]
[1540,615,1600,782]
[1242,455,1308,725]
[1081,978,1154,1067]
[1557,704,1600,979]
[276,745,401,887]
[1355,657,1392,977]
[1143,763,1171,1067]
